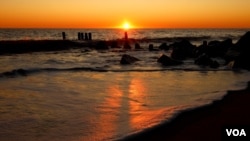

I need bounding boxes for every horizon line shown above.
[0,27,250,30]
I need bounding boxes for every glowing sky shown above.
[1,0,250,28]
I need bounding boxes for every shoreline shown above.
[120,81,250,141]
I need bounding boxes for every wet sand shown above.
[121,82,250,141]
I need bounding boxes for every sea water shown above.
[0,29,250,141]
[0,28,248,43]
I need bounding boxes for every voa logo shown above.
[226,129,246,136]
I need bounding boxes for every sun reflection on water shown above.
[93,73,179,140]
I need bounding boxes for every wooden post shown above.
[62,32,66,40]
[80,33,84,40]
[85,33,89,40]
[88,33,92,40]
[78,32,81,40]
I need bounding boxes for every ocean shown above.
[0,28,250,141]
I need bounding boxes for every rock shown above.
[159,43,169,50]
[120,54,140,64]
[225,31,250,70]
[206,39,233,57]
[193,41,208,58]
[3,69,27,77]
[224,49,240,64]
[149,44,158,51]
[236,31,250,52]
[95,41,109,50]
[195,54,212,66]
[194,54,219,68]
[209,60,220,68]
[110,41,121,48]
[123,42,131,49]
[16,69,27,76]
[170,40,196,60]
[208,40,221,46]
[157,54,183,66]
[227,61,236,69]
[195,39,233,58]
[135,43,142,49]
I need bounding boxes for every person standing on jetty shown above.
[123,31,131,49]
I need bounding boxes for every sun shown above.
[123,22,131,30]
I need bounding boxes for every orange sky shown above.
[0,0,250,28]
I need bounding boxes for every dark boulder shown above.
[120,54,140,65]
[208,40,221,46]
[224,49,240,64]
[149,44,159,51]
[195,54,212,66]
[170,40,196,60]
[225,31,250,69]
[123,42,132,49]
[205,39,233,57]
[236,31,250,52]
[159,43,169,51]
[135,43,142,49]
[210,60,220,68]
[193,41,208,58]
[157,54,183,66]
[110,41,121,48]
[2,69,27,77]
[95,41,109,50]
[194,54,219,68]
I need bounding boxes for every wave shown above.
[0,67,234,78]
[138,36,211,42]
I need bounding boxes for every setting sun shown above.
[0,0,250,28]
[123,22,131,30]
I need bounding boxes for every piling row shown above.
[78,32,92,41]
[62,32,92,40]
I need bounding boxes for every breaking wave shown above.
[0,67,234,78]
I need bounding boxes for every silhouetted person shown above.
[123,31,131,49]
[125,31,128,40]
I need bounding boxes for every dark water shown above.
[0,28,249,141]
[0,28,248,43]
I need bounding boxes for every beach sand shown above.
[121,82,250,141]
